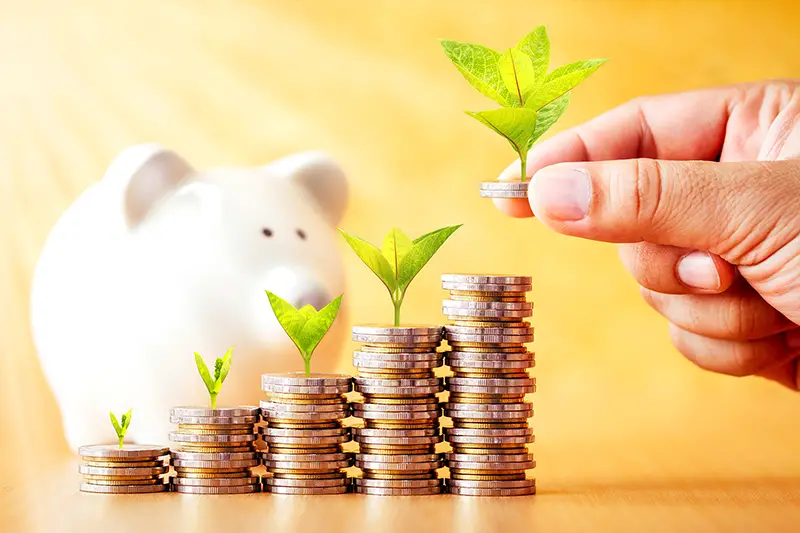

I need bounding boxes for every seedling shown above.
[441,25,607,181]
[194,347,233,409]
[109,408,132,449]
[266,291,343,377]
[339,225,461,326]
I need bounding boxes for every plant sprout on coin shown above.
[339,225,461,326]
[194,347,233,409]
[440,25,607,181]
[109,408,132,449]
[266,291,343,377]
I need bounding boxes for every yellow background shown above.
[3,1,800,530]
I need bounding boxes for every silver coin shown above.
[445,324,534,335]
[264,477,349,488]
[172,476,259,487]
[357,461,442,471]
[171,459,259,468]
[264,459,351,469]
[267,485,348,495]
[354,435,443,445]
[447,384,535,394]
[263,452,349,462]
[353,358,442,370]
[447,360,534,370]
[442,281,532,293]
[355,384,444,395]
[446,351,534,361]
[352,333,442,344]
[260,427,348,437]
[356,453,440,463]
[171,451,257,462]
[445,411,532,422]
[261,383,350,395]
[355,377,441,387]
[444,427,533,437]
[447,460,535,470]
[259,400,348,412]
[78,465,168,476]
[448,377,535,387]
[352,427,439,438]
[352,410,439,421]
[169,415,258,425]
[444,308,532,318]
[353,351,441,362]
[355,485,442,496]
[447,478,535,489]
[479,181,529,190]
[261,436,349,446]
[80,483,168,494]
[445,333,534,344]
[261,409,349,421]
[169,406,260,418]
[169,432,257,444]
[78,444,169,459]
[448,485,536,496]
[442,273,531,285]
[479,189,529,199]
[260,372,352,387]
[173,483,260,494]
[446,435,535,446]
[352,402,439,412]
[445,453,533,463]
[354,478,441,488]
[352,324,444,336]
[443,402,530,411]
[443,300,532,311]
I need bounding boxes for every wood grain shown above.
[3,1,800,531]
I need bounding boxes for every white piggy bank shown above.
[30,144,349,452]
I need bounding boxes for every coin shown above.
[355,384,444,395]
[353,358,441,370]
[262,411,349,422]
[447,478,535,489]
[353,351,441,361]
[80,483,168,494]
[446,435,534,446]
[267,485,349,495]
[356,453,440,463]
[352,324,444,336]
[443,300,532,311]
[352,427,439,438]
[444,308,532,318]
[447,384,535,395]
[264,477,349,488]
[354,435,442,446]
[263,459,352,469]
[171,451,257,461]
[447,460,535,470]
[261,383,351,395]
[172,476,259,487]
[83,478,163,486]
[173,484,260,494]
[169,415,259,425]
[445,453,532,463]
[354,478,441,488]
[448,361,533,371]
[354,485,442,496]
[260,427,349,437]
[264,452,349,462]
[171,459,259,468]
[82,460,166,468]
[169,432,257,443]
[78,444,169,459]
[352,401,439,412]
[259,400,348,412]
[354,410,439,421]
[448,484,536,496]
[352,333,443,344]
[79,465,168,476]
[442,281,532,292]
[169,406,260,418]
[271,472,347,480]
[442,274,531,285]
[260,373,353,387]
[178,471,252,479]
[445,324,534,335]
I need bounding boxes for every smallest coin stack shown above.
[169,406,261,494]
[260,373,353,495]
[442,274,536,497]
[79,444,169,494]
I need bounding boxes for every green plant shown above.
[440,26,607,181]
[266,291,343,377]
[194,347,233,409]
[109,408,132,449]
[339,225,461,326]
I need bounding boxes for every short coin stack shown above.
[441,274,536,497]
[78,444,169,494]
[260,373,353,495]
[169,406,261,494]
[351,324,445,496]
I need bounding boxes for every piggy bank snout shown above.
[289,286,332,311]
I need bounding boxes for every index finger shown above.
[494,85,738,218]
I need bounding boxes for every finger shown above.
[643,284,797,341]
[618,245,737,294]
[492,86,739,218]
[755,329,800,389]
[669,323,795,378]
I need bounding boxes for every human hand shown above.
[494,81,800,388]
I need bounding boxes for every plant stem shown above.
[392,298,402,327]
[304,357,311,377]
[118,436,123,449]
[210,393,218,409]
[519,153,528,183]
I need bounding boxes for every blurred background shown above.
[3,0,800,500]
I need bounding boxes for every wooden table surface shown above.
[3,1,800,531]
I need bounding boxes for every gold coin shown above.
[448,290,526,298]
[363,396,438,405]
[451,443,528,451]
[363,472,437,480]
[265,447,342,455]
[456,422,529,429]
[174,467,250,474]
[358,346,437,354]
[449,295,526,302]
[177,424,254,431]
[82,475,161,482]
[79,456,163,464]
[357,371,433,379]
[448,394,525,403]
[449,346,528,354]
[271,472,346,480]
[177,446,254,453]
[266,394,345,403]
[267,468,346,475]
[448,473,527,481]
[83,478,163,486]
[82,460,165,468]
[175,429,255,436]
[267,422,342,430]
[358,447,436,455]
[177,471,251,479]
[448,448,528,455]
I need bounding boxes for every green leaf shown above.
[122,408,132,431]
[266,291,342,366]
[382,228,413,279]
[498,48,536,106]
[466,108,540,157]
[213,347,233,394]
[530,92,571,145]
[109,412,122,438]
[339,229,398,293]
[439,39,513,107]
[397,225,462,289]
[194,352,215,394]
[515,26,549,83]
[525,58,607,110]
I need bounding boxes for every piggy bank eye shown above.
[262,228,273,237]
[296,229,307,240]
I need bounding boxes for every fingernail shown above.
[530,168,591,221]
[676,252,721,290]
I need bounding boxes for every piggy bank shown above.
[30,144,349,452]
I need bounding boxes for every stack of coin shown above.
[78,444,169,494]
[441,274,536,497]
[169,406,260,494]
[351,324,445,496]
[260,373,353,495]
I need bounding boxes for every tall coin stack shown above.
[79,444,169,494]
[169,406,261,494]
[441,274,536,497]
[260,373,353,495]
[351,325,445,496]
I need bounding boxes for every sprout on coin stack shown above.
[169,347,261,495]
[261,291,353,495]
[78,409,170,494]
[441,274,537,497]
[339,225,462,496]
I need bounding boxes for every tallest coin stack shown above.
[441,274,536,496]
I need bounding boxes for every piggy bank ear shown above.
[103,143,194,228]
[267,151,349,225]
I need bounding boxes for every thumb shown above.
[528,158,800,262]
